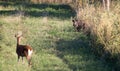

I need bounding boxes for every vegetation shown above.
[1,0,120,71]
[0,1,113,71]
[75,0,120,71]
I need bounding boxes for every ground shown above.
[0,2,112,71]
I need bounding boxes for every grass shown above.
[76,2,120,70]
[0,1,112,71]
[0,2,75,19]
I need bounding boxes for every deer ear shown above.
[15,34,17,37]
[15,31,23,37]
[72,20,75,23]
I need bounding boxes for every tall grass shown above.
[76,2,120,70]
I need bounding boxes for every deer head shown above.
[15,31,23,44]
[15,31,23,38]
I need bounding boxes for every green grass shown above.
[0,2,112,71]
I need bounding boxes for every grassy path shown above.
[0,2,112,71]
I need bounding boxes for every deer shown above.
[72,19,91,36]
[72,19,85,32]
[15,31,33,66]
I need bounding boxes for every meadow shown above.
[0,1,112,71]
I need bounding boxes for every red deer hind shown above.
[72,19,85,32]
[15,31,33,66]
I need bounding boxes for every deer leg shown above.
[28,58,31,66]
[24,51,31,66]
[27,56,32,66]
[17,55,20,64]
[22,57,24,64]
[18,55,20,62]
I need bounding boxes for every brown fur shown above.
[72,19,85,32]
[15,35,33,66]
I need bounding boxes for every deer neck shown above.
[17,37,21,46]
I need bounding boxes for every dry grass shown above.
[76,2,120,70]
[30,0,72,4]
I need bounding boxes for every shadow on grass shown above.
[0,2,76,19]
[55,35,111,71]
[0,10,17,15]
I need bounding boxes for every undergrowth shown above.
[76,2,120,71]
